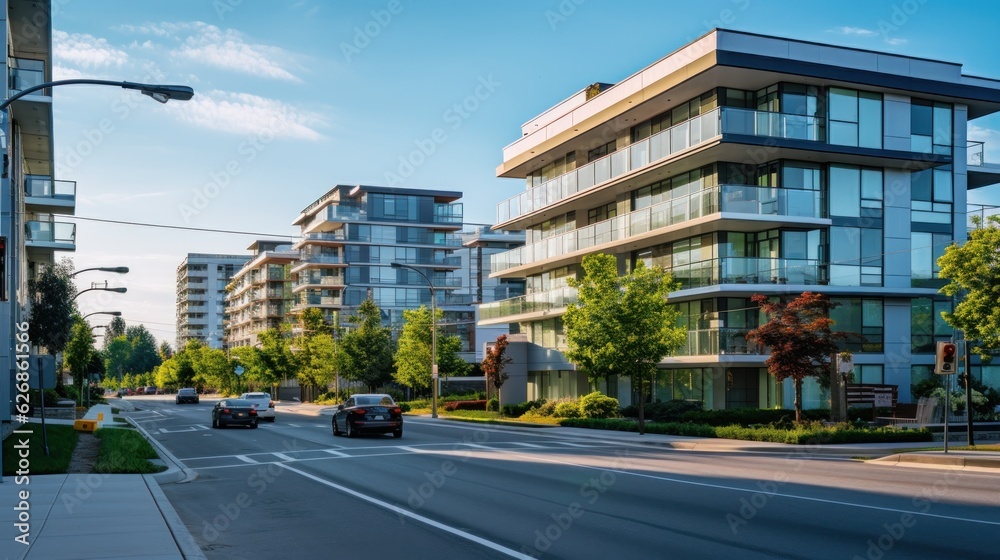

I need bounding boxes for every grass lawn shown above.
[2,424,78,476]
[93,427,165,474]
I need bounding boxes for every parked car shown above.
[239,392,275,421]
[211,399,258,429]
[176,388,199,404]
[117,388,132,397]
[332,394,402,438]
[135,387,146,395]
[145,386,158,395]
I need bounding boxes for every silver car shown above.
[239,392,276,421]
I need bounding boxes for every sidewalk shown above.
[2,401,997,559]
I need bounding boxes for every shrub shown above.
[621,399,703,422]
[374,386,405,403]
[502,399,546,417]
[486,398,499,412]
[57,384,80,403]
[443,400,487,412]
[561,417,716,437]
[399,402,411,413]
[679,407,829,427]
[579,392,619,419]
[554,401,581,418]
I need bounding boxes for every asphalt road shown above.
[127,396,1000,560]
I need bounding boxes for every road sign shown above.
[234,365,245,376]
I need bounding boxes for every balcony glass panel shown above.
[26,176,76,199]
[669,257,827,290]
[479,287,578,321]
[679,328,761,356]
[9,58,47,97]
[434,203,464,224]
[492,185,825,273]
[26,221,75,244]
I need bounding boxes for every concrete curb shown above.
[127,416,198,484]
[143,475,208,560]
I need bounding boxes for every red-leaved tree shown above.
[746,292,845,423]
[482,334,513,410]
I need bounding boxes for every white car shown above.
[239,392,276,421]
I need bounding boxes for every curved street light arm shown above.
[73,287,127,301]
[1,79,194,111]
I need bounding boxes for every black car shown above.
[176,388,199,404]
[332,394,402,438]
[212,399,259,429]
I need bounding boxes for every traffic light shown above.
[934,341,957,374]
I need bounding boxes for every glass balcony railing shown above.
[296,254,345,265]
[681,328,761,356]
[479,286,578,321]
[295,294,343,306]
[497,107,826,223]
[26,221,75,244]
[296,274,344,287]
[9,59,47,98]
[669,257,827,289]
[968,141,986,167]
[26,175,76,199]
[434,203,464,224]
[300,232,348,243]
[492,185,824,273]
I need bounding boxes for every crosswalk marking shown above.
[235,455,257,464]
[324,449,349,457]
[272,453,294,461]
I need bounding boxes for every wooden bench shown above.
[877,397,938,428]
[846,383,898,420]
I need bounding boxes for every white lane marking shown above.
[285,423,301,427]
[397,446,431,454]
[324,449,349,457]
[551,441,594,447]
[510,442,545,448]
[234,455,257,464]
[278,463,535,560]
[491,448,1000,528]
[464,443,494,449]
[272,453,294,461]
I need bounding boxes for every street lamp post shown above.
[391,262,438,418]
[71,266,129,278]
[1,80,192,112]
[73,281,127,301]
[82,311,121,320]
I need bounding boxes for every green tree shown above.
[64,317,95,404]
[159,340,174,360]
[28,258,77,354]
[436,333,471,378]
[294,308,336,394]
[394,306,435,392]
[339,298,395,391]
[191,346,234,394]
[482,334,513,408]
[940,214,1000,359]
[104,315,126,349]
[104,336,132,383]
[125,325,161,375]
[746,292,845,423]
[563,253,686,434]
[154,358,182,388]
[257,328,296,383]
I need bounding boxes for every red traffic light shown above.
[942,343,956,360]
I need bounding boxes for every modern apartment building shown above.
[458,227,526,361]
[176,253,249,350]
[481,29,1000,409]
[224,240,297,349]
[1,1,77,424]
[290,185,470,347]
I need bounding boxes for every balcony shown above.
[497,107,825,225]
[479,287,578,323]
[492,185,825,274]
[669,257,828,290]
[293,232,348,249]
[290,254,346,274]
[434,202,464,224]
[9,58,48,98]
[966,140,1000,189]
[680,328,762,356]
[25,176,76,213]
[25,220,75,250]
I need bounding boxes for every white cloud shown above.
[121,21,300,82]
[164,89,325,140]
[884,37,908,46]
[53,30,129,68]
[53,65,88,80]
[829,26,878,37]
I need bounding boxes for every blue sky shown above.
[52,0,1000,345]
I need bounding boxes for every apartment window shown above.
[829,164,883,218]
[527,151,576,187]
[856,365,884,384]
[632,165,715,210]
[911,167,952,224]
[830,226,882,286]
[910,231,951,287]
[631,91,718,142]
[911,298,952,353]
[587,142,615,163]
[830,298,884,352]
[911,99,952,154]
[828,88,882,148]
[587,202,617,224]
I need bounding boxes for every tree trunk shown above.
[794,378,803,424]
[638,375,646,436]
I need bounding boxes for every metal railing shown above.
[25,175,76,199]
[968,140,985,167]
[25,220,75,244]
[497,106,825,223]
[479,286,578,321]
[492,184,824,273]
